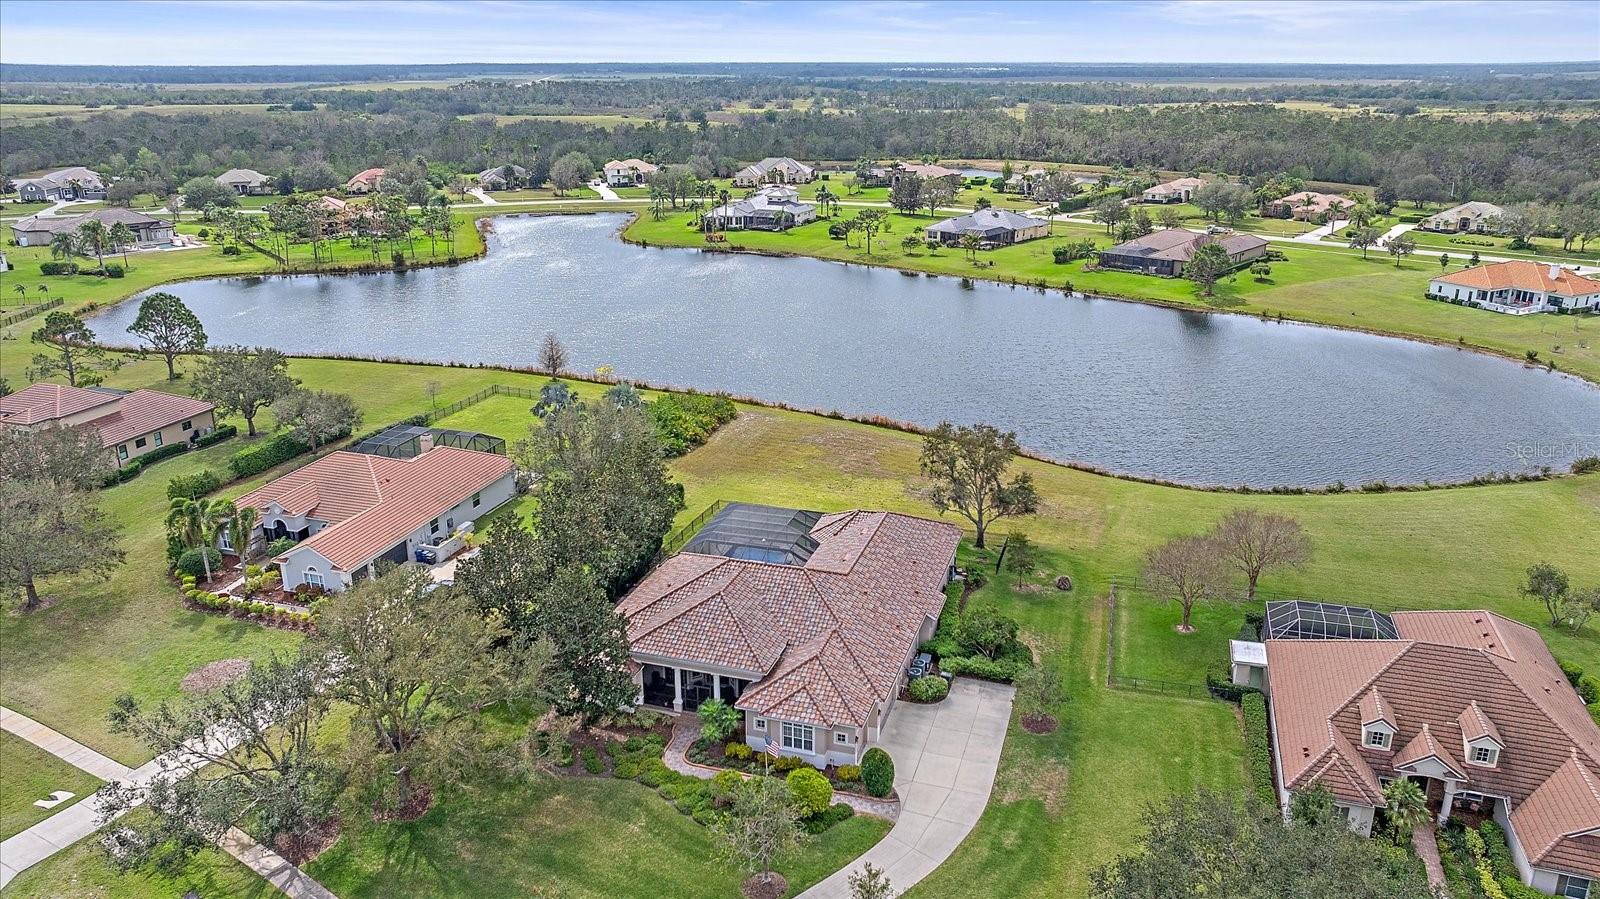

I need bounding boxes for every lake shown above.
[90,213,1600,487]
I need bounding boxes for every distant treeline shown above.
[5,93,1598,206]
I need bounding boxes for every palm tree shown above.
[168,497,233,582]
[50,232,77,261]
[11,283,24,300]
[960,232,981,263]
[1383,778,1430,845]
[107,222,135,268]
[228,506,258,563]
[75,220,108,272]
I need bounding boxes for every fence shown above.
[0,298,62,328]
[1105,674,1215,700]
[417,383,546,425]
[658,499,728,559]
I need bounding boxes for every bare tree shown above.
[537,332,569,375]
[1209,509,1311,601]
[1142,535,1227,633]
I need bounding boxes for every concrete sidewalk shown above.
[1,707,133,781]
[796,679,1014,899]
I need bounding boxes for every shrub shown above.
[908,675,949,703]
[1572,455,1600,475]
[648,392,738,456]
[195,424,238,448]
[221,245,242,256]
[697,699,741,744]
[613,758,641,779]
[1559,659,1584,689]
[581,746,605,775]
[1242,693,1274,804]
[266,536,298,557]
[229,433,314,479]
[802,802,855,834]
[175,547,224,579]
[1579,675,1600,706]
[167,469,224,500]
[938,654,1023,682]
[860,747,894,798]
[39,261,80,275]
[711,769,744,798]
[773,754,805,773]
[1206,666,1260,702]
[636,759,673,788]
[787,767,833,817]
[835,764,861,783]
[104,264,125,278]
[723,741,753,761]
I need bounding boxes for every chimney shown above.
[1549,264,1562,281]
[418,433,434,455]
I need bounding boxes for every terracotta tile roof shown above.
[238,447,513,571]
[1273,191,1352,214]
[1299,729,1384,806]
[1147,177,1207,193]
[619,509,961,729]
[1511,753,1600,877]
[0,383,120,425]
[1433,260,1600,297]
[1267,608,1600,878]
[346,167,386,187]
[86,389,213,446]
[1359,687,1395,728]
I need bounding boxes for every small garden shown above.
[1438,819,1549,899]
[683,700,896,806]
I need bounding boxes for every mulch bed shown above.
[181,659,251,694]
[1021,712,1059,734]
[373,784,434,823]
[274,816,341,865]
[741,873,788,899]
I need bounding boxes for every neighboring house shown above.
[732,157,817,187]
[16,166,107,202]
[1429,261,1600,315]
[1097,229,1268,277]
[477,164,529,190]
[604,159,658,187]
[11,208,177,249]
[1234,601,1600,898]
[1142,177,1208,203]
[1420,201,1507,234]
[345,167,387,194]
[863,162,965,190]
[704,185,817,231]
[925,208,1051,247]
[1264,190,1353,221]
[1003,168,1048,196]
[215,168,273,196]
[234,438,516,592]
[1,383,215,468]
[617,503,961,768]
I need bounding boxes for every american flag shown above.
[766,740,781,760]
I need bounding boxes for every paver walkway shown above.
[0,705,337,897]
[1412,824,1448,893]
[796,678,1015,899]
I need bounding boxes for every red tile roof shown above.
[86,389,213,446]
[1511,753,1600,877]
[1433,260,1600,297]
[237,447,513,571]
[0,383,119,426]
[619,510,961,729]
[346,167,386,187]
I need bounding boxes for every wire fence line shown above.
[0,298,61,328]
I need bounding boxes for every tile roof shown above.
[1267,609,1600,877]
[237,446,513,571]
[1511,753,1600,877]
[1147,177,1207,193]
[216,168,269,185]
[85,389,214,446]
[0,383,120,426]
[1106,229,1268,261]
[619,509,961,729]
[346,167,386,187]
[738,157,814,177]
[604,158,657,173]
[1433,260,1600,297]
[895,162,963,180]
[1425,201,1505,223]
[1359,688,1395,728]
[13,207,171,235]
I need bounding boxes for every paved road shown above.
[1293,217,1348,242]
[0,705,336,897]
[796,679,1014,899]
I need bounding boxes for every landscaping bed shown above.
[684,737,889,803]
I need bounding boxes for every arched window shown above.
[303,566,325,589]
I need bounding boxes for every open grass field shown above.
[1399,227,1600,265]
[625,209,1600,385]
[488,186,599,201]
[0,731,103,840]
[459,112,662,128]
[0,103,301,125]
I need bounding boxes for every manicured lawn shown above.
[1128,201,1326,238]
[625,209,1600,384]
[307,777,890,899]
[1400,228,1600,265]
[0,731,103,840]
[489,186,600,201]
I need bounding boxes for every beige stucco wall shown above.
[112,409,215,466]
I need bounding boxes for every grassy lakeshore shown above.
[624,209,1600,385]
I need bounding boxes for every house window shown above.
[135,437,147,449]
[835,731,851,746]
[780,722,814,753]
[1365,730,1392,750]
[754,718,766,731]
[181,420,192,430]
[117,445,129,461]
[472,491,481,508]
[153,431,163,447]
[303,567,325,589]
[1470,745,1498,766]
[430,518,440,535]
[1557,874,1592,899]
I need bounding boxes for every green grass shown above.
[0,731,104,840]
[1399,228,1600,265]
[306,777,890,899]
[486,186,599,201]
[625,209,1600,385]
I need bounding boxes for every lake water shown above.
[954,168,1001,180]
[90,213,1600,487]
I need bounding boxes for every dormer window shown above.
[1365,728,1393,750]
[1469,744,1499,767]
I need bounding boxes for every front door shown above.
[682,670,714,711]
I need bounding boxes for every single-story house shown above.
[1097,229,1268,277]
[1142,177,1207,203]
[1429,261,1600,315]
[477,164,529,190]
[732,157,817,187]
[617,503,961,768]
[862,162,965,190]
[1420,201,1506,234]
[1,383,215,468]
[215,168,273,196]
[16,166,107,202]
[344,167,387,194]
[925,208,1051,247]
[1264,190,1353,221]
[233,439,516,592]
[1234,601,1600,897]
[704,185,817,231]
[1003,168,1049,195]
[604,159,657,187]
[10,207,177,249]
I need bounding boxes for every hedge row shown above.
[1465,822,1547,899]
[1241,693,1275,805]
[228,432,315,479]
[1206,666,1261,703]
[1558,657,1600,705]
[102,425,240,490]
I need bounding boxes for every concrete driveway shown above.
[797,678,1014,898]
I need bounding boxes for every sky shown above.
[0,0,1596,68]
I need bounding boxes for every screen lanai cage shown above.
[1264,600,1400,641]
[681,502,823,566]
[350,425,506,459]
